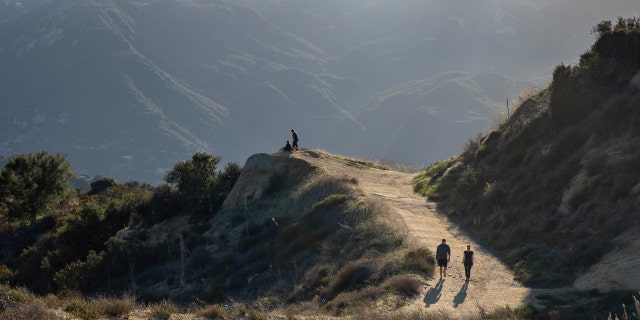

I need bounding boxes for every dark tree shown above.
[0,152,75,224]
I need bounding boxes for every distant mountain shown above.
[2,0,636,182]
[353,71,530,166]
[0,0,361,182]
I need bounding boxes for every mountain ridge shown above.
[5,0,638,183]
[0,0,536,183]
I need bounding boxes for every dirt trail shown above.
[293,150,536,317]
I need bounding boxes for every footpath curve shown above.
[292,150,535,317]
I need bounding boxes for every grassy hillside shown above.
[414,18,640,288]
[0,151,434,319]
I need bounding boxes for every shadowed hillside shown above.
[415,18,640,290]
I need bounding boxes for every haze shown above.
[0,0,638,183]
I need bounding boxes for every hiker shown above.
[463,245,474,282]
[283,140,293,152]
[291,129,299,150]
[436,239,451,278]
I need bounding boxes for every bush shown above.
[323,260,374,298]
[91,294,136,317]
[384,275,422,297]
[88,178,116,195]
[0,265,13,283]
[196,304,228,319]
[0,285,29,313]
[0,300,61,320]
[150,299,177,320]
[64,298,99,320]
[403,248,435,275]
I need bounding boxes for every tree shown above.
[165,152,221,215]
[0,152,75,223]
[164,152,242,217]
[88,177,117,195]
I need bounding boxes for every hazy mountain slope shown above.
[242,0,640,82]
[0,0,230,181]
[0,0,363,183]
[354,71,530,165]
[4,0,636,183]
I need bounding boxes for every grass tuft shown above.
[150,299,178,320]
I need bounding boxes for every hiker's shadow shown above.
[453,281,468,307]
[423,278,444,307]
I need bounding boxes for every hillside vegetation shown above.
[415,18,640,288]
[0,150,434,318]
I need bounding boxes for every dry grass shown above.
[315,148,419,172]
[63,297,99,320]
[0,301,62,320]
[150,299,178,320]
[90,294,137,317]
[195,303,228,318]
[403,247,436,274]
[608,293,640,320]
[383,275,423,297]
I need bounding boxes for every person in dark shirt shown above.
[291,129,299,150]
[283,140,293,152]
[436,239,451,278]
[463,244,474,282]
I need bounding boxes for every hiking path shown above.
[293,149,540,317]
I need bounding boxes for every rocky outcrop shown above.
[222,152,314,208]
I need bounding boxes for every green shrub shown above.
[0,152,75,224]
[88,178,116,195]
[413,157,457,197]
[311,194,349,211]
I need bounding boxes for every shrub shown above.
[323,260,374,298]
[88,178,116,195]
[150,299,177,320]
[0,300,61,320]
[384,275,422,297]
[64,298,99,320]
[91,294,136,317]
[413,157,457,197]
[148,184,179,224]
[196,304,228,319]
[308,264,332,289]
[483,304,539,320]
[403,248,435,275]
[0,265,13,283]
[0,285,29,309]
